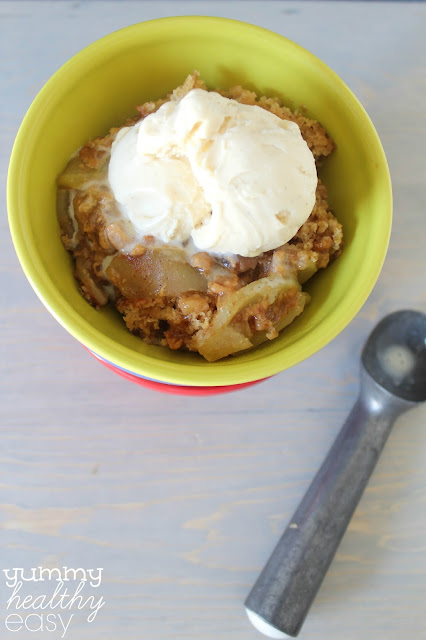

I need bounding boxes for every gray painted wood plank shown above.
[1,2,425,639]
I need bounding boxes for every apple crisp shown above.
[57,72,343,361]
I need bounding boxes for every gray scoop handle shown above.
[245,370,414,637]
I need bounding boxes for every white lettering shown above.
[45,613,57,632]
[6,581,23,609]
[21,568,38,583]
[58,614,74,638]
[46,582,70,609]
[87,568,103,588]
[39,567,62,582]
[3,566,104,633]
[63,567,87,582]
[31,594,47,609]
[21,594,33,609]
[66,581,86,608]
[24,613,43,633]
[4,614,23,632]
[87,596,106,622]
[3,569,20,589]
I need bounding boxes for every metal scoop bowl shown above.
[245,309,426,638]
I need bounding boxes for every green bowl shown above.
[7,16,392,386]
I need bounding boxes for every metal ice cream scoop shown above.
[245,309,426,638]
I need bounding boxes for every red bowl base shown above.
[88,349,267,396]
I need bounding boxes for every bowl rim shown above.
[7,15,392,386]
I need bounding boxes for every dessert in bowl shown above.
[7,16,392,390]
[57,72,342,363]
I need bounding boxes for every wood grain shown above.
[1,2,425,639]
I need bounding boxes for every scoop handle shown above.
[245,375,404,637]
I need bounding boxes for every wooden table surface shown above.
[1,2,426,639]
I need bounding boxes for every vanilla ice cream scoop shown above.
[108,89,317,257]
